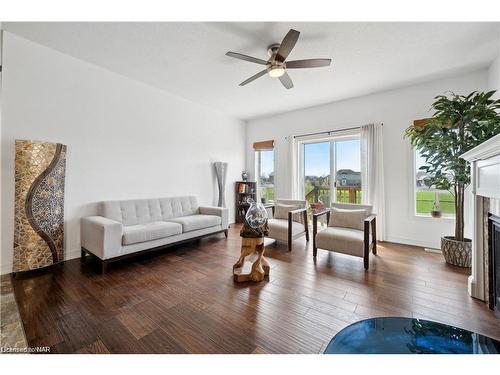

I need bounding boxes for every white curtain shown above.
[287,135,299,199]
[361,123,385,241]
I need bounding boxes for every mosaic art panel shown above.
[13,140,67,273]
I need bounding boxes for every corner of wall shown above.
[488,30,500,96]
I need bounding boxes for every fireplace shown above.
[460,133,500,302]
[489,214,500,314]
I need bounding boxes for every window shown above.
[414,150,455,217]
[255,148,275,204]
[300,135,362,213]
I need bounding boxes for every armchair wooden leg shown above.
[364,220,370,270]
[303,210,309,242]
[371,218,377,255]
[313,214,317,258]
[224,229,228,238]
[364,239,370,270]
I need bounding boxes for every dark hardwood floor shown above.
[11,224,500,353]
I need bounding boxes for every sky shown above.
[415,150,428,171]
[258,139,361,178]
[304,139,361,176]
[260,150,274,176]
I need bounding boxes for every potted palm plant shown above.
[405,91,500,267]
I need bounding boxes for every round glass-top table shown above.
[324,317,500,354]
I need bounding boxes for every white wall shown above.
[246,70,489,249]
[488,36,500,96]
[0,32,246,274]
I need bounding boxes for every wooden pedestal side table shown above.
[233,237,270,282]
[233,201,270,283]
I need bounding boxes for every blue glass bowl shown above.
[324,317,500,354]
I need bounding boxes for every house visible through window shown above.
[414,150,455,217]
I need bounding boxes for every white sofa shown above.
[80,196,228,273]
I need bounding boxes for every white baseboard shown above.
[424,247,442,254]
[0,249,82,276]
[385,235,440,250]
[65,249,81,261]
[1,263,12,276]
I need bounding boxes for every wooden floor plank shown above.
[10,224,500,353]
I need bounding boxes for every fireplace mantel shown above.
[461,133,500,300]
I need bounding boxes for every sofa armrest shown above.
[80,216,123,260]
[199,206,229,229]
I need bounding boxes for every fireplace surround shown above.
[461,133,500,302]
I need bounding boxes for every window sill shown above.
[414,214,456,221]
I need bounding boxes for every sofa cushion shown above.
[100,196,199,226]
[316,227,367,257]
[122,221,182,245]
[267,218,306,242]
[167,214,221,233]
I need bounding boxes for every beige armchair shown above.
[313,202,376,270]
[267,199,309,251]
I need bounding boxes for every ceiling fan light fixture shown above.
[268,66,285,78]
[227,28,331,89]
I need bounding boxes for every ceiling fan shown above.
[226,29,331,90]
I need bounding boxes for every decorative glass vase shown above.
[245,199,268,228]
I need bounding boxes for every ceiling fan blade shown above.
[226,51,268,65]
[276,29,300,62]
[279,71,294,90]
[239,68,269,86]
[285,59,332,69]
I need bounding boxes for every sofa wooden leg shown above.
[101,261,108,274]
[81,248,86,262]
[224,229,228,238]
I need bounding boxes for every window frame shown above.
[255,148,276,203]
[411,147,456,221]
[297,131,361,204]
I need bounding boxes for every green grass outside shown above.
[416,191,455,215]
[260,186,275,203]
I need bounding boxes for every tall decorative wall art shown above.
[214,162,228,208]
[13,140,67,273]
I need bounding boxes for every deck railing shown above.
[305,185,362,206]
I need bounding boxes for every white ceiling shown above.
[3,22,499,120]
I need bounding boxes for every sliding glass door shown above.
[300,135,361,213]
